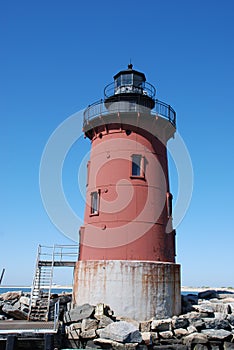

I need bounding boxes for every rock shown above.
[141,332,152,345]
[64,303,95,324]
[183,332,208,345]
[202,318,231,331]
[214,303,232,314]
[216,293,234,299]
[81,318,98,332]
[193,345,209,350]
[153,346,187,350]
[193,303,215,315]
[174,328,188,338]
[0,291,22,301]
[116,316,139,329]
[209,341,223,350]
[140,320,151,332]
[2,304,27,320]
[67,329,80,340]
[151,319,172,331]
[172,316,189,329]
[85,339,102,349]
[99,321,142,343]
[224,342,234,350]
[58,294,72,304]
[0,315,6,320]
[70,322,82,331]
[19,296,30,306]
[150,331,159,344]
[201,329,232,341]
[198,290,218,300]
[192,320,206,331]
[94,303,105,318]
[227,314,234,326]
[158,330,173,339]
[98,315,114,328]
[187,325,197,334]
[80,329,97,339]
[94,338,138,350]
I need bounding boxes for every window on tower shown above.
[131,154,145,178]
[167,192,173,217]
[90,191,100,215]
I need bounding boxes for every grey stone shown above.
[224,342,234,350]
[2,304,28,320]
[67,328,80,340]
[174,328,188,338]
[19,296,30,306]
[151,319,172,331]
[98,315,114,328]
[58,294,72,304]
[198,290,218,300]
[80,329,97,339]
[116,316,139,329]
[64,303,95,324]
[193,303,215,314]
[81,318,98,332]
[158,330,173,339]
[183,332,208,345]
[227,314,234,326]
[69,322,82,331]
[0,291,22,301]
[99,321,142,343]
[141,332,152,345]
[201,329,232,341]
[172,316,189,329]
[202,318,231,331]
[85,339,102,349]
[192,320,206,331]
[211,302,232,314]
[193,345,209,350]
[187,325,197,334]
[140,320,151,332]
[153,345,187,350]
[94,338,138,350]
[150,331,159,344]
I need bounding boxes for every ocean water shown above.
[0,287,72,294]
[0,287,195,296]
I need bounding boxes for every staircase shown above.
[28,245,78,322]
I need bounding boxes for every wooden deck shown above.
[0,320,56,334]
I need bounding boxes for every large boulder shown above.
[2,304,27,320]
[99,321,142,343]
[64,303,95,324]
[201,329,232,341]
[0,291,22,302]
[198,290,218,300]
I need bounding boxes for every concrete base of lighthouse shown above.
[73,260,181,321]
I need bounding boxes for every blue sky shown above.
[0,0,234,287]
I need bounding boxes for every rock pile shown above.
[0,290,72,321]
[64,290,234,349]
[1,289,234,349]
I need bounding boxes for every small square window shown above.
[131,154,145,178]
[90,191,100,215]
[167,192,173,217]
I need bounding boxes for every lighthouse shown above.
[73,65,181,320]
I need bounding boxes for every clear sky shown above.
[0,0,234,287]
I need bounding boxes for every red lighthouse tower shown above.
[73,65,181,320]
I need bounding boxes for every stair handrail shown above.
[45,244,55,321]
[28,244,42,319]
[53,300,60,331]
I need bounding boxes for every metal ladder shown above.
[28,245,55,321]
[28,244,78,322]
